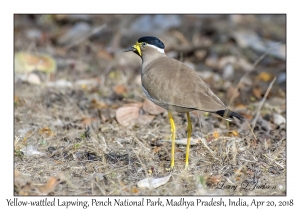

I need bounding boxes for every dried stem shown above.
[251,77,277,129]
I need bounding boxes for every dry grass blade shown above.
[66,24,107,49]
[133,137,151,153]
[198,136,218,160]
[246,121,258,141]
[159,138,200,145]
[251,77,277,129]
[263,154,284,169]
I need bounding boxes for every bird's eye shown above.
[142,42,147,47]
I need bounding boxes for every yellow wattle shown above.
[135,42,142,56]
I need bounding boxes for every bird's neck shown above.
[142,53,166,71]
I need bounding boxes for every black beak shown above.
[124,46,135,52]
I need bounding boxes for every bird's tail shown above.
[216,110,244,122]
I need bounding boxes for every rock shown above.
[273,113,286,125]
[223,63,234,79]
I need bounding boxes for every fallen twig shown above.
[251,77,277,129]
[66,24,106,49]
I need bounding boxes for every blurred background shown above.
[14,14,286,104]
[14,15,286,195]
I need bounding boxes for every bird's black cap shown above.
[138,36,165,49]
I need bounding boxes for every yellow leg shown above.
[168,111,176,168]
[185,112,192,169]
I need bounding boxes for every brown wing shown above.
[142,57,226,112]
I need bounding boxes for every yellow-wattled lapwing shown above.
[125,36,244,169]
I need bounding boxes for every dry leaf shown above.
[206,175,222,185]
[123,102,143,108]
[18,182,36,195]
[91,99,107,109]
[39,177,58,194]
[235,104,247,110]
[113,85,128,95]
[15,52,56,74]
[38,173,65,195]
[137,114,155,125]
[252,85,262,99]
[153,146,161,153]
[142,99,166,115]
[257,72,273,82]
[14,96,20,103]
[131,186,139,194]
[231,130,239,137]
[243,113,253,120]
[18,128,33,143]
[116,105,140,126]
[137,175,171,189]
[15,171,28,195]
[39,127,54,136]
[82,117,97,125]
[15,170,21,178]
[213,130,220,139]
[27,73,41,85]
[14,95,25,106]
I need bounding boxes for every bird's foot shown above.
[165,166,175,173]
[184,164,189,170]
